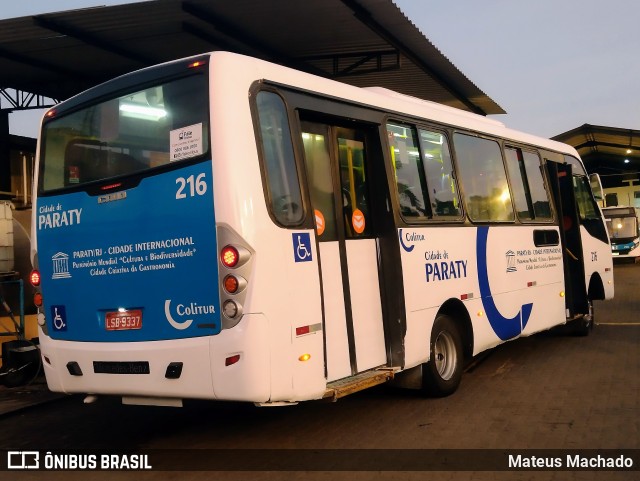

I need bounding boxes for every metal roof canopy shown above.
[552,124,640,189]
[0,0,504,115]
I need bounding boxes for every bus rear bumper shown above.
[38,314,271,402]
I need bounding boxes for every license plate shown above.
[105,309,142,331]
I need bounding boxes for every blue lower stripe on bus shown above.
[476,226,532,341]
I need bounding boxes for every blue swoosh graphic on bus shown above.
[398,229,415,252]
[476,226,532,341]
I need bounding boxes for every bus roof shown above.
[219,52,582,160]
[48,51,583,163]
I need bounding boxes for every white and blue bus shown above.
[31,52,613,406]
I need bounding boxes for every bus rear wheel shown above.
[421,314,463,397]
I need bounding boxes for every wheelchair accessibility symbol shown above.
[50,305,67,331]
[293,233,312,263]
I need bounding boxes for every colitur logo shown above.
[398,228,425,253]
[164,299,216,330]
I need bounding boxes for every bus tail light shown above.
[220,244,251,269]
[33,292,43,307]
[224,275,239,294]
[220,245,239,268]
[100,182,123,191]
[225,354,241,366]
[30,269,41,287]
[223,274,247,294]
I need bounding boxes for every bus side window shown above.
[453,133,514,222]
[563,154,587,176]
[418,129,461,218]
[255,91,304,226]
[337,135,371,237]
[504,147,552,221]
[386,122,430,220]
[301,124,338,241]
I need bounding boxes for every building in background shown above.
[553,124,640,208]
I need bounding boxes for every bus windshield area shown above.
[39,74,209,193]
[604,209,639,240]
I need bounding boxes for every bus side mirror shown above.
[589,173,604,207]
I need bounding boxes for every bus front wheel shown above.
[570,299,595,337]
[421,314,463,397]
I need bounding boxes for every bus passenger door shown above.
[300,121,389,382]
[545,161,589,317]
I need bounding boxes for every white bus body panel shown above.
[40,332,215,398]
[346,239,387,372]
[39,315,270,401]
[207,58,326,402]
[579,225,615,299]
[398,225,566,366]
[319,242,352,382]
[482,226,566,336]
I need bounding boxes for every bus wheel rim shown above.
[434,331,456,380]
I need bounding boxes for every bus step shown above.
[323,368,397,402]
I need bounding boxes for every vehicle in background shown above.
[603,206,640,260]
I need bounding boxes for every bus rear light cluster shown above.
[30,269,44,308]
[217,229,254,329]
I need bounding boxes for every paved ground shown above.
[0,263,638,481]
[0,378,62,417]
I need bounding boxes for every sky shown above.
[3,0,639,139]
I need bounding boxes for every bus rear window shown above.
[39,74,209,193]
